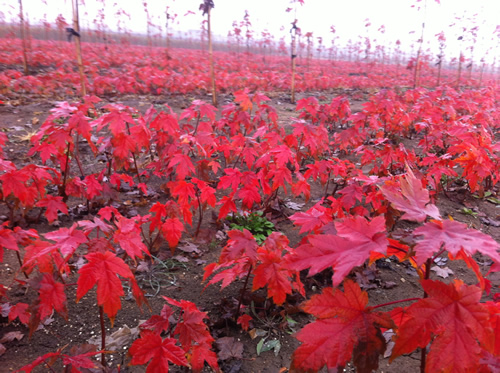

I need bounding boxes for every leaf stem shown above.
[371,297,421,310]
[195,190,203,238]
[60,140,72,201]
[419,257,432,373]
[99,306,106,366]
[15,251,29,279]
[235,263,253,322]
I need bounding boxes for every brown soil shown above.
[0,90,499,373]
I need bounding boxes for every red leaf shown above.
[253,241,297,305]
[217,195,237,220]
[83,174,104,200]
[16,351,61,373]
[413,219,500,266]
[99,107,135,136]
[391,280,493,372]
[289,205,332,234]
[36,195,68,223]
[45,224,87,256]
[8,302,30,325]
[111,132,137,159]
[161,218,184,251]
[129,330,188,372]
[76,251,134,325]
[190,343,219,373]
[169,153,195,180]
[219,229,259,264]
[237,314,252,331]
[0,225,18,262]
[288,216,387,286]
[37,274,67,321]
[380,167,440,222]
[114,217,150,260]
[140,305,174,334]
[171,300,213,350]
[291,280,393,372]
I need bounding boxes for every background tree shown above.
[200,0,216,106]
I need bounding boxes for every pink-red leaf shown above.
[380,167,440,222]
[413,219,500,266]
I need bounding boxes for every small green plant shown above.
[228,211,275,244]
[459,207,478,217]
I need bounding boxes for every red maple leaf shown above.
[36,195,68,223]
[166,299,214,351]
[128,330,188,372]
[45,224,87,256]
[219,229,259,264]
[111,132,137,160]
[98,106,135,136]
[288,216,387,286]
[168,153,195,180]
[114,216,150,260]
[190,343,219,373]
[8,302,30,325]
[76,251,135,325]
[0,224,18,262]
[217,195,237,220]
[253,248,293,305]
[391,280,493,372]
[37,274,67,321]
[83,174,104,200]
[140,305,174,334]
[413,219,500,266]
[289,205,332,234]
[379,167,440,222]
[161,218,184,251]
[291,280,393,372]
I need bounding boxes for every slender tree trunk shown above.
[478,61,485,88]
[18,0,28,75]
[165,11,170,60]
[291,24,298,104]
[72,0,87,96]
[456,51,463,90]
[436,61,442,86]
[413,0,427,88]
[207,7,217,106]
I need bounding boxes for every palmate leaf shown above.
[413,219,500,266]
[128,330,188,373]
[379,167,440,222]
[391,280,494,372]
[76,251,140,325]
[287,216,387,286]
[291,280,393,372]
[36,195,68,223]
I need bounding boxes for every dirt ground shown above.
[0,90,499,373]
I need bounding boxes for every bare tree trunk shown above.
[456,51,463,90]
[478,61,485,88]
[207,7,217,106]
[18,0,28,75]
[165,10,170,59]
[291,23,298,104]
[436,61,442,86]
[72,0,87,96]
[413,0,427,88]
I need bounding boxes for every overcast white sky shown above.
[1,0,499,62]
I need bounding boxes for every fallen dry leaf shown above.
[216,336,244,361]
[431,266,454,279]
